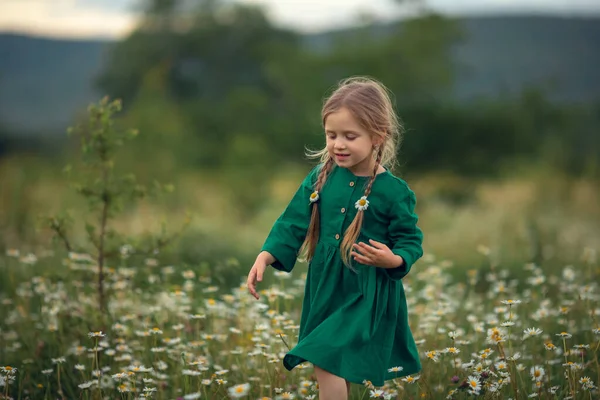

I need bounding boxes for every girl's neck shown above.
[348,160,385,177]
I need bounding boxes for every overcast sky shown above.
[1,0,599,39]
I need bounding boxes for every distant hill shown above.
[0,34,110,135]
[1,15,599,135]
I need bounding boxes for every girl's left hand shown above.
[352,239,404,269]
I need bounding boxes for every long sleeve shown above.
[385,187,424,281]
[261,164,321,273]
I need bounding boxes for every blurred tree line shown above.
[1,0,598,215]
[89,0,599,186]
[0,0,598,276]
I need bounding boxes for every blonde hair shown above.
[299,76,403,267]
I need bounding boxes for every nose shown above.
[334,139,346,149]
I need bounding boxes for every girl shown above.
[246,76,423,399]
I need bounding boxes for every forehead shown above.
[324,107,364,132]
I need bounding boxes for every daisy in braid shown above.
[247,76,424,400]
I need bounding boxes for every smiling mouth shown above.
[335,153,350,157]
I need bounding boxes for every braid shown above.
[364,148,383,198]
[340,148,383,268]
[315,158,334,192]
[299,159,334,262]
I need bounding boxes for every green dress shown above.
[261,163,423,387]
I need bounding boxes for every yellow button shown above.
[349,182,355,187]
[341,208,346,213]
[335,234,340,240]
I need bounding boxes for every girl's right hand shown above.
[247,252,273,300]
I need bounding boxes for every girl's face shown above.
[324,107,381,176]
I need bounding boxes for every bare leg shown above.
[314,366,348,400]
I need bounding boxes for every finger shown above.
[257,265,265,282]
[351,244,364,256]
[368,239,386,250]
[247,268,255,286]
[249,284,259,300]
[352,251,371,265]
[247,279,255,297]
[247,280,256,298]
[247,269,259,299]
[355,242,377,256]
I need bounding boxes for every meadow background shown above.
[0,0,599,399]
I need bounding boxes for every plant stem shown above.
[97,170,109,315]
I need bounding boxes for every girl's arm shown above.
[386,188,424,280]
[247,251,276,300]
[259,164,321,272]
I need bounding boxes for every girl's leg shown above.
[314,366,348,400]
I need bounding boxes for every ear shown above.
[372,136,384,147]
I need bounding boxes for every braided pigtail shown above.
[340,148,384,268]
[299,158,334,263]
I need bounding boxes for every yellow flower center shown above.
[236,387,244,393]
[359,199,366,206]
[470,380,477,387]
[310,193,317,199]
[5,366,13,371]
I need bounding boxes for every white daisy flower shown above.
[401,375,420,384]
[6,249,20,257]
[466,375,481,393]
[275,392,295,399]
[523,328,543,339]
[425,350,440,362]
[579,377,595,390]
[309,191,319,203]
[448,331,460,339]
[228,383,250,398]
[530,366,545,382]
[355,196,369,211]
[78,381,94,389]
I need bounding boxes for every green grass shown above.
[0,242,598,399]
[1,158,600,399]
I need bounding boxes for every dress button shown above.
[341,208,346,213]
[335,234,340,240]
[349,181,355,187]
